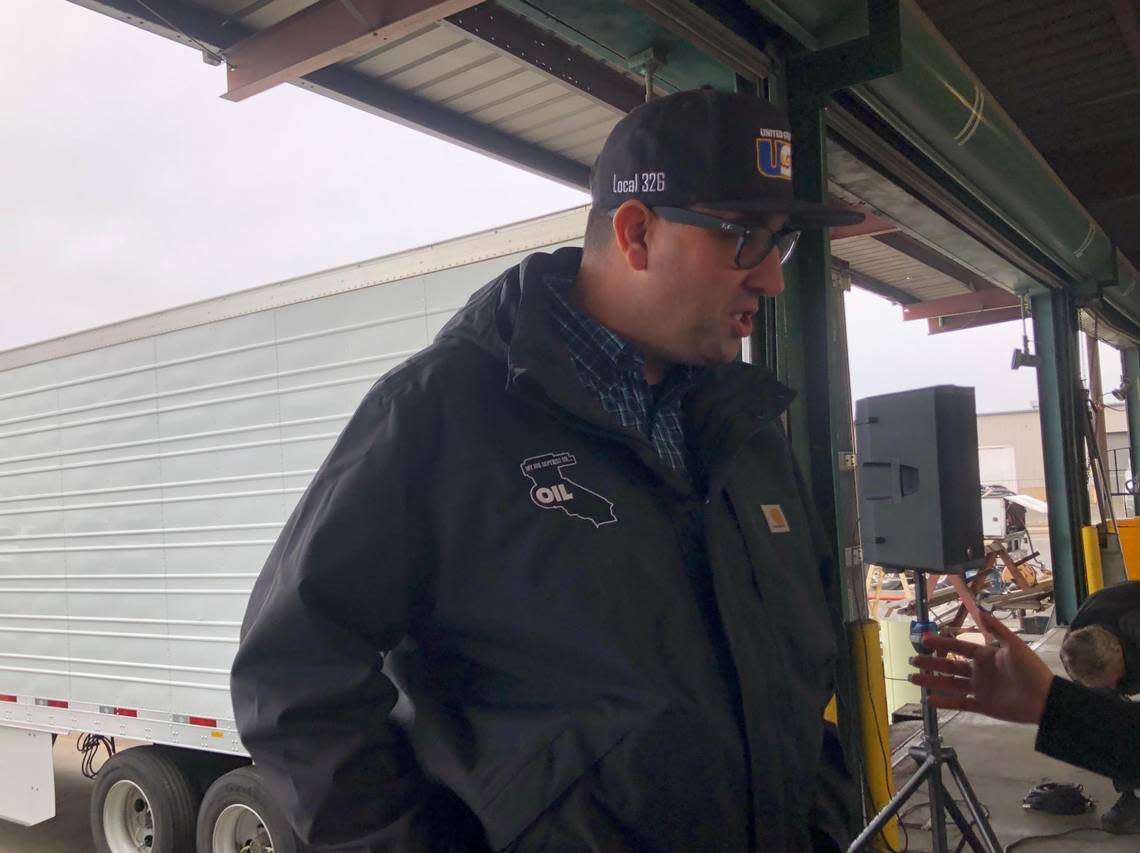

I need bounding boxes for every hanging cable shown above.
[77,734,117,779]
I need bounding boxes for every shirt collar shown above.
[545,273,696,393]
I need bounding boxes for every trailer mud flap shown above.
[0,727,55,826]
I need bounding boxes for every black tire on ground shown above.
[151,746,249,801]
[196,766,300,853]
[91,745,200,853]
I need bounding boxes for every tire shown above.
[91,746,200,853]
[151,746,248,801]
[196,766,300,853]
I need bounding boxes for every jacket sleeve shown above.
[230,381,483,851]
[1036,676,1140,783]
[1116,609,1140,655]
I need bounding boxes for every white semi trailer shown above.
[0,208,585,853]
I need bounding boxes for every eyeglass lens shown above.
[738,230,799,268]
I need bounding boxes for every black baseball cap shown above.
[590,89,863,229]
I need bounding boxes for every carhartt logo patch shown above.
[756,128,793,181]
[761,504,791,533]
[521,452,617,528]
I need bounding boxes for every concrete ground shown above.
[887,625,1136,852]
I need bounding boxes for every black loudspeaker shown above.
[855,385,984,574]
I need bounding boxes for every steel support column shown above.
[736,75,781,374]
[1123,348,1140,517]
[1032,290,1089,622]
[781,0,902,621]
[780,94,865,844]
[778,6,901,839]
[785,94,862,623]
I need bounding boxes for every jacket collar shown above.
[684,361,796,487]
[437,247,797,488]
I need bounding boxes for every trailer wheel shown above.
[92,746,199,853]
[196,766,299,853]
[151,746,248,801]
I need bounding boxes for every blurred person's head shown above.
[1061,625,1126,689]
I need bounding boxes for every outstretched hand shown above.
[909,610,1055,725]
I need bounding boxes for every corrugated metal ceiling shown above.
[916,0,1140,272]
[71,0,1006,309]
[832,236,972,303]
[348,24,622,163]
[194,0,627,166]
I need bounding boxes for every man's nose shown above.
[743,250,785,297]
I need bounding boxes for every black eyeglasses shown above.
[648,206,800,268]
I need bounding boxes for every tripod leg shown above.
[939,784,991,853]
[847,757,936,852]
[928,763,950,853]
[945,756,1003,853]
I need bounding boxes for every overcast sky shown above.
[2,0,1122,414]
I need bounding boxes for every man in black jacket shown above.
[231,89,863,852]
[1059,580,1140,832]
[1061,580,1140,694]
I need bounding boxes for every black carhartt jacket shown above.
[231,247,856,852]
[1036,676,1140,783]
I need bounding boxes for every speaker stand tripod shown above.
[848,576,1004,853]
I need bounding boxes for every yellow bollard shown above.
[1082,526,1105,595]
[850,620,899,852]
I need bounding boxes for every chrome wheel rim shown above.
[103,779,155,853]
[212,803,274,853]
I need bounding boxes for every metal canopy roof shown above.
[66,0,1095,330]
[833,236,968,303]
[916,0,1140,275]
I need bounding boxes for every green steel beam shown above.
[738,73,782,375]
[1032,290,1089,623]
[1124,349,1140,517]
[779,0,901,625]
[781,0,901,620]
[743,0,822,49]
[782,94,863,842]
[786,0,900,94]
[778,8,905,832]
[772,3,907,834]
[498,0,742,93]
[786,95,862,623]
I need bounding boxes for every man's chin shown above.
[721,343,744,364]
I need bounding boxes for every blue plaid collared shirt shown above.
[545,274,696,477]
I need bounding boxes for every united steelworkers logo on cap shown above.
[756,128,793,181]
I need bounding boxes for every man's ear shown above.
[612,201,651,272]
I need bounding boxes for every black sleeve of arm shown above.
[1035,676,1140,782]
[1116,609,1140,654]
[231,381,470,851]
